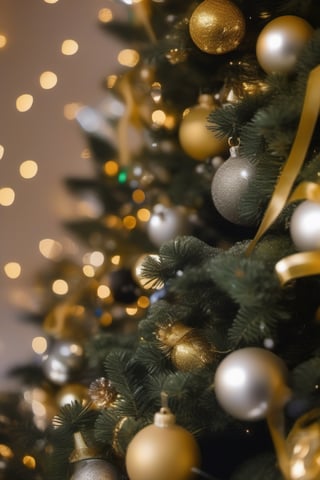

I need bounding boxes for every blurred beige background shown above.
[0,0,124,390]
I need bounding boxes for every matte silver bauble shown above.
[147,204,190,248]
[290,200,320,251]
[256,15,313,75]
[211,147,254,225]
[214,347,290,421]
[42,340,85,385]
[70,459,121,480]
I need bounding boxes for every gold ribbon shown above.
[246,65,320,255]
[274,181,320,285]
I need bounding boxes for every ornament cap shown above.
[69,432,99,463]
[154,407,176,428]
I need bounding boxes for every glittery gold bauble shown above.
[256,16,313,75]
[125,407,201,480]
[158,323,215,371]
[88,377,118,409]
[189,0,246,54]
[287,409,320,480]
[56,384,88,407]
[179,95,228,161]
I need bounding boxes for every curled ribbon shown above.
[246,65,320,256]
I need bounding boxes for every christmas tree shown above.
[2,1,320,479]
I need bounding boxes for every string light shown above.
[16,94,33,112]
[19,160,38,179]
[61,39,79,55]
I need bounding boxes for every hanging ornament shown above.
[287,409,320,480]
[109,268,140,304]
[290,201,320,251]
[42,340,85,385]
[147,204,190,248]
[70,432,121,480]
[211,142,254,225]
[214,347,291,421]
[189,0,246,55]
[256,16,314,75]
[179,94,228,161]
[56,384,89,408]
[132,254,164,290]
[88,377,118,409]
[157,322,215,371]
[125,403,201,480]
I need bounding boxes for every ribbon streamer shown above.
[246,65,320,255]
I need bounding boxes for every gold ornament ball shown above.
[189,0,246,55]
[56,384,88,407]
[126,407,201,480]
[171,329,215,371]
[133,254,163,290]
[256,15,314,75]
[179,95,227,161]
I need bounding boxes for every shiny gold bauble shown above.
[56,384,89,407]
[256,15,313,75]
[189,0,246,54]
[133,254,164,290]
[179,95,228,161]
[88,377,118,409]
[125,407,201,480]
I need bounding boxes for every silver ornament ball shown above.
[147,204,190,247]
[70,459,121,480]
[256,15,313,75]
[42,340,85,385]
[290,200,320,251]
[214,347,290,421]
[211,150,254,225]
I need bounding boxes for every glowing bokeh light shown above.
[52,279,69,295]
[98,8,113,23]
[4,262,21,279]
[39,238,63,259]
[0,145,4,160]
[32,336,48,354]
[64,102,82,120]
[0,35,7,48]
[97,285,111,299]
[117,49,140,67]
[137,208,150,222]
[61,39,79,55]
[0,187,15,206]
[39,71,58,89]
[19,160,38,179]
[16,94,33,112]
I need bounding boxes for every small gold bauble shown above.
[56,384,89,407]
[171,330,215,371]
[179,94,228,161]
[256,15,314,74]
[189,0,246,55]
[88,377,118,409]
[133,254,163,290]
[125,407,201,480]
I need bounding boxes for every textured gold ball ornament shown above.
[256,16,314,75]
[88,377,118,409]
[158,323,215,371]
[132,254,164,290]
[189,0,246,55]
[125,406,201,480]
[179,94,228,161]
[214,348,291,421]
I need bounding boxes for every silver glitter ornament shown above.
[70,459,121,480]
[214,347,290,421]
[70,432,121,480]
[42,339,85,385]
[290,200,320,251]
[211,145,254,225]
